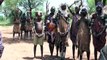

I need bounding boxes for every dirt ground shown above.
[0,26,107,60]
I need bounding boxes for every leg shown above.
[72,44,75,59]
[77,48,80,58]
[94,48,97,60]
[40,45,43,58]
[30,30,32,39]
[80,51,83,60]
[18,32,20,39]
[49,43,54,56]
[60,45,66,60]
[56,45,59,57]
[24,31,26,39]
[21,30,23,39]
[34,45,37,58]
[13,32,15,40]
[63,46,66,59]
[87,50,90,60]
[25,31,28,39]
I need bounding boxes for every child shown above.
[33,12,44,58]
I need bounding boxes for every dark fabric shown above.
[47,34,55,44]
[70,15,79,44]
[93,32,106,51]
[91,13,106,51]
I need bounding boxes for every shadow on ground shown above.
[23,55,73,60]
[3,37,33,44]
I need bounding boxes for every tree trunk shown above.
[28,0,32,18]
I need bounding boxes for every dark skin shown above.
[77,10,90,60]
[68,1,82,59]
[44,7,57,56]
[91,6,106,60]
[34,12,43,58]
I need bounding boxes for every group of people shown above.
[34,1,107,60]
[12,1,107,60]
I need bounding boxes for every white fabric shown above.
[59,9,69,17]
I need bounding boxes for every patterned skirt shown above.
[33,33,44,45]
[13,25,20,33]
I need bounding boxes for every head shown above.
[80,8,87,17]
[61,4,67,11]
[35,12,42,21]
[96,5,102,14]
[50,6,55,14]
[75,6,80,14]
[96,2,103,14]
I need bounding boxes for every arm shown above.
[68,7,75,15]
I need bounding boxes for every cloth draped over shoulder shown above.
[91,13,107,51]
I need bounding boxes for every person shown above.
[58,3,70,23]
[68,2,82,59]
[76,8,91,60]
[45,6,57,56]
[0,32,4,58]
[20,13,26,39]
[33,12,44,58]
[58,3,71,46]
[91,2,107,60]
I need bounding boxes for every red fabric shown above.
[48,22,55,31]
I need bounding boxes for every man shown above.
[45,6,57,56]
[68,2,82,59]
[77,8,91,60]
[91,2,107,60]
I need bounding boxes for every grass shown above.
[0,18,12,26]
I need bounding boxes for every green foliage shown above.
[18,0,45,11]
[0,0,46,26]
[0,17,12,26]
[87,0,96,14]
[0,16,4,21]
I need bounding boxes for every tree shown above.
[18,0,45,18]
[95,0,107,6]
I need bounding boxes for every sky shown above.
[47,0,75,9]
[45,0,88,10]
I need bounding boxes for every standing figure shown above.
[20,13,26,39]
[76,8,91,60]
[25,11,33,39]
[68,1,82,59]
[13,8,21,40]
[57,3,70,60]
[13,18,20,40]
[33,12,44,58]
[45,6,57,56]
[91,2,107,60]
